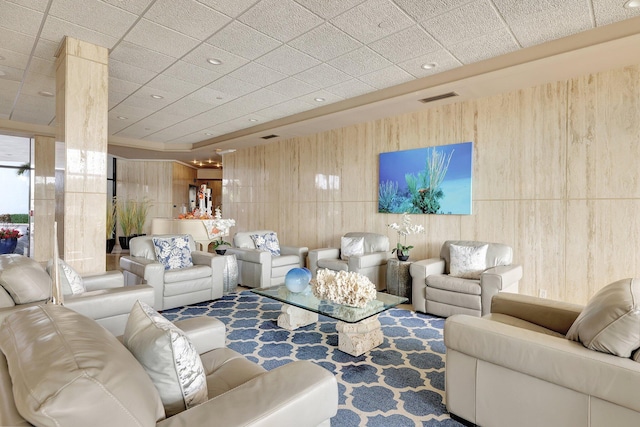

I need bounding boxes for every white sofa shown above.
[444,291,640,427]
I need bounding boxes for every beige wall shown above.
[222,64,640,305]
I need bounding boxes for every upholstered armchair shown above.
[410,240,522,317]
[120,234,226,310]
[225,230,308,288]
[308,232,393,291]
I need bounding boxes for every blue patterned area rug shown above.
[162,291,464,427]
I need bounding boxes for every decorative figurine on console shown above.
[198,184,212,217]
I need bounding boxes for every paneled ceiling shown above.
[1,0,640,165]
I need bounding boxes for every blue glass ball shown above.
[301,267,312,281]
[285,268,311,293]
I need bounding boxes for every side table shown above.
[386,258,412,301]
[221,254,238,294]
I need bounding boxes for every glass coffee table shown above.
[252,285,408,356]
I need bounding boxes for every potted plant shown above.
[0,228,23,255]
[133,198,151,236]
[387,213,425,261]
[212,238,232,255]
[209,207,235,255]
[106,199,116,253]
[116,198,136,250]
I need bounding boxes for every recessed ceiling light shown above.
[624,0,640,7]
[0,70,6,77]
[117,116,128,120]
[421,63,437,70]
[150,94,163,99]
[207,58,223,65]
[205,132,213,136]
[216,96,223,100]
[314,97,325,102]
[38,91,54,97]
[248,118,258,122]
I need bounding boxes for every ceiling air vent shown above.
[261,134,279,139]
[418,92,459,104]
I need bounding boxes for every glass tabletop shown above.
[251,285,408,324]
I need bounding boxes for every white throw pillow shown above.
[449,244,488,279]
[123,301,208,416]
[341,236,365,261]
[46,258,85,295]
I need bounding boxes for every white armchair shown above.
[308,232,392,291]
[410,240,522,317]
[225,230,308,288]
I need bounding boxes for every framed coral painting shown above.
[378,142,473,215]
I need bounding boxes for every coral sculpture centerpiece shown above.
[310,269,377,308]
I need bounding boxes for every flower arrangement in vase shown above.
[387,213,425,261]
[208,207,235,254]
[0,228,23,255]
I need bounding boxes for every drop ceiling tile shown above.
[110,42,177,73]
[299,89,343,105]
[0,28,36,55]
[110,104,155,122]
[289,23,362,62]
[369,25,440,63]
[294,0,366,19]
[325,79,375,98]
[109,91,130,109]
[145,119,205,142]
[255,98,315,119]
[393,0,471,22]
[0,64,24,82]
[164,60,223,86]
[101,0,155,15]
[21,72,54,96]
[115,121,163,140]
[109,59,157,85]
[328,46,392,77]
[11,93,55,124]
[593,0,640,26]
[49,0,137,39]
[223,113,270,129]
[187,86,233,105]
[228,62,287,87]
[206,21,281,60]
[129,86,184,107]
[182,44,249,74]
[145,0,231,41]
[235,88,289,111]
[238,0,324,43]
[331,0,414,44]
[108,117,132,134]
[160,97,214,117]
[0,2,43,37]
[146,74,201,97]
[109,77,142,95]
[28,57,55,77]
[124,18,200,58]
[255,45,321,75]
[397,49,461,78]
[266,77,317,98]
[196,0,259,18]
[0,47,29,70]
[206,75,261,98]
[33,39,58,60]
[358,65,413,89]
[191,105,239,126]
[423,0,505,47]
[294,63,351,87]
[41,16,118,49]
[448,28,519,64]
[7,0,50,12]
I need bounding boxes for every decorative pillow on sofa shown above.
[123,300,208,417]
[340,236,364,261]
[566,278,640,358]
[0,254,50,304]
[250,232,281,256]
[449,244,488,279]
[46,258,85,295]
[152,235,193,270]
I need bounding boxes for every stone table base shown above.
[277,304,318,330]
[336,315,383,357]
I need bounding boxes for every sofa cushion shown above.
[124,300,208,417]
[0,304,164,427]
[0,254,50,304]
[340,236,364,261]
[251,232,281,256]
[566,278,640,357]
[449,244,488,279]
[153,235,194,270]
[426,274,481,294]
[46,258,85,295]
[0,286,14,308]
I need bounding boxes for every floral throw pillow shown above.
[250,232,281,256]
[449,244,488,279]
[152,235,193,270]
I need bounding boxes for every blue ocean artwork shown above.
[378,142,473,215]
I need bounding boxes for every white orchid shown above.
[387,213,425,257]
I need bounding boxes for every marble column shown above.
[32,135,56,263]
[55,37,108,274]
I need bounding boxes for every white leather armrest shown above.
[226,247,271,264]
[280,245,308,261]
[308,248,340,276]
[174,317,226,354]
[156,361,338,427]
[409,258,445,283]
[348,251,392,269]
[191,251,215,266]
[481,264,523,291]
[82,270,124,291]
